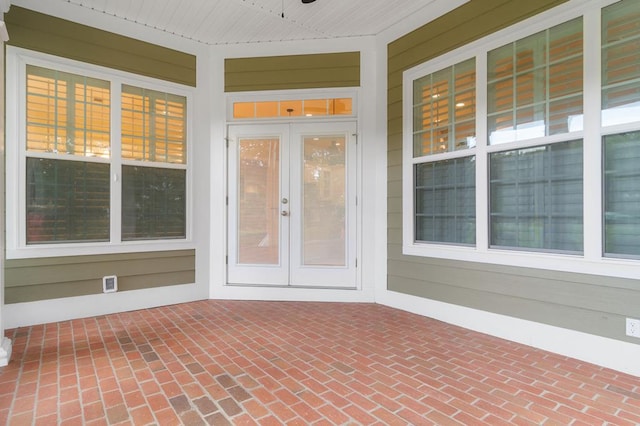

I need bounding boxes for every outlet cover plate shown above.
[626,318,640,338]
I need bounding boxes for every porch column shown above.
[0,1,13,367]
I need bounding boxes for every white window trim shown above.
[402,0,640,280]
[6,47,195,259]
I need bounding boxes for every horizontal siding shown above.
[385,0,640,345]
[5,250,195,303]
[5,6,196,87]
[225,52,360,92]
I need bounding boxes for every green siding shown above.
[225,52,360,92]
[4,8,197,303]
[5,6,196,87]
[5,250,196,303]
[387,0,640,344]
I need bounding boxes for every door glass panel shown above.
[238,138,280,264]
[302,135,346,266]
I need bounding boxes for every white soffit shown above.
[10,0,468,45]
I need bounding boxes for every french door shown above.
[227,121,357,288]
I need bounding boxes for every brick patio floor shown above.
[1,300,640,425]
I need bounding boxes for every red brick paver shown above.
[1,301,639,425]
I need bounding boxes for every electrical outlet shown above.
[626,318,640,338]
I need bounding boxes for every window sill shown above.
[402,243,640,281]
[6,239,195,260]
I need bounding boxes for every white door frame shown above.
[227,120,358,288]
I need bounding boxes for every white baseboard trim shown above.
[211,284,375,304]
[0,337,11,367]
[4,283,205,329]
[378,289,640,378]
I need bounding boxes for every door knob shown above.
[281,211,289,216]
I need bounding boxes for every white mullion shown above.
[582,8,602,261]
[110,82,122,245]
[475,52,489,252]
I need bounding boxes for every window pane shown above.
[415,156,476,245]
[237,138,280,265]
[233,102,255,118]
[604,131,640,258]
[602,0,640,127]
[303,99,328,117]
[303,136,346,266]
[280,100,302,117]
[26,65,110,158]
[488,18,583,144]
[413,58,476,157]
[490,140,583,252]
[122,85,187,164]
[331,98,352,115]
[26,158,110,243]
[122,166,186,240]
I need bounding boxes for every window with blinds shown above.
[604,132,640,258]
[122,166,186,240]
[601,0,640,127]
[487,18,583,145]
[413,58,476,157]
[602,0,640,258]
[17,58,191,250]
[490,141,583,252]
[402,0,640,275]
[487,19,584,254]
[121,85,187,164]
[25,65,111,244]
[415,157,476,245]
[411,59,476,246]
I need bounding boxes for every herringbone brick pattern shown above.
[1,301,639,425]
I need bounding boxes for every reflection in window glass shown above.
[601,0,640,127]
[26,158,110,243]
[604,131,640,258]
[121,166,186,240]
[121,85,187,164]
[412,58,476,157]
[487,18,583,144]
[237,138,280,265]
[415,157,476,245]
[26,65,110,158]
[303,136,347,266]
[490,140,583,253]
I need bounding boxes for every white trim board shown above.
[378,289,640,378]
[4,283,205,329]
[212,284,375,304]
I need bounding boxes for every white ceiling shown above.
[10,0,455,45]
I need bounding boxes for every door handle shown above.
[281,211,289,216]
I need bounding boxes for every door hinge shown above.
[226,196,229,206]
[226,255,228,265]
[353,133,358,144]
[355,258,358,268]
[225,137,229,148]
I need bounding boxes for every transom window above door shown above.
[228,89,357,121]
